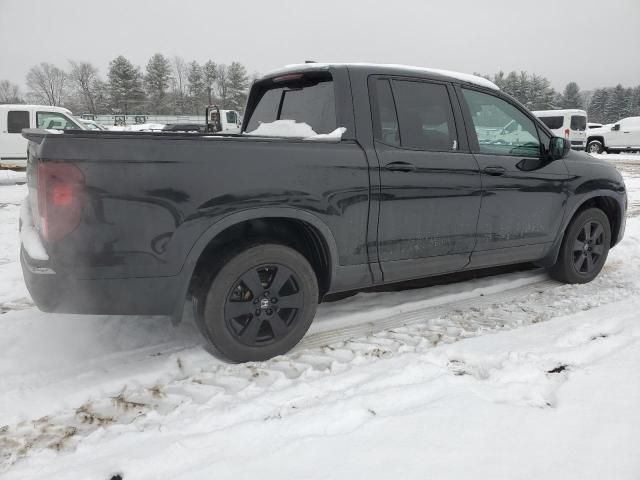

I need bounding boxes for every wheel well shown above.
[188,218,332,301]
[573,196,622,246]
[587,136,604,146]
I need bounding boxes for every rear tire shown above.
[550,208,610,284]
[196,243,318,362]
[587,140,604,154]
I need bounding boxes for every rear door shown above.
[1,109,30,160]
[458,87,569,267]
[570,114,587,147]
[371,77,482,282]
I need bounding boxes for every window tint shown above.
[570,115,586,131]
[7,111,30,133]
[393,80,457,151]
[246,76,336,134]
[36,112,80,130]
[371,79,400,146]
[539,116,564,130]
[462,88,540,157]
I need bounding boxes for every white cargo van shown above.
[0,105,85,168]
[532,109,587,150]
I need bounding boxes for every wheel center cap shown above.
[260,298,270,309]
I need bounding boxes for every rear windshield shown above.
[539,116,564,130]
[245,73,336,135]
[570,115,586,131]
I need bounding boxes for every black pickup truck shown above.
[21,63,626,362]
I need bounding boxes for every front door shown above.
[458,87,569,267]
[609,118,640,148]
[371,77,482,283]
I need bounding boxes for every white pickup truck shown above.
[586,116,640,154]
[0,104,85,168]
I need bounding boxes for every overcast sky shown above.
[1,0,639,92]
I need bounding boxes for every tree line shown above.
[2,63,640,123]
[0,54,254,115]
[480,70,640,124]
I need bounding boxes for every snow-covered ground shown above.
[1,153,639,479]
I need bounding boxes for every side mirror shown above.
[611,124,620,131]
[549,136,570,160]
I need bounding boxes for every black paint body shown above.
[21,65,627,319]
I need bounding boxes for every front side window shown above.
[462,88,540,157]
[539,116,564,130]
[570,115,586,131]
[36,112,80,130]
[226,111,238,124]
[393,80,458,151]
[246,74,336,134]
[7,111,30,133]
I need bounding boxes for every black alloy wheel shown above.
[224,264,304,347]
[571,220,605,275]
[550,208,611,284]
[198,244,318,362]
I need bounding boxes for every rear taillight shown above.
[564,128,570,138]
[37,162,85,242]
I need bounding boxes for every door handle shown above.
[385,161,416,172]
[483,166,506,176]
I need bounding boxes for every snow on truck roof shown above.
[264,63,499,90]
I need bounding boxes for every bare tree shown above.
[171,56,188,114]
[26,62,67,106]
[68,60,101,114]
[0,80,23,103]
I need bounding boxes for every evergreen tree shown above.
[629,86,640,116]
[145,53,172,113]
[560,82,582,109]
[587,88,608,123]
[187,61,205,113]
[108,55,145,115]
[226,62,249,111]
[216,64,229,108]
[604,84,629,123]
[203,60,217,105]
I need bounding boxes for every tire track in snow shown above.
[2,260,637,473]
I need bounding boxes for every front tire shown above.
[199,244,318,362]
[587,140,604,154]
[550,208,610,284]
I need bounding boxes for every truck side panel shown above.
[31,134,371,283]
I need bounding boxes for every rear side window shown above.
[371,79,400,146]
[539,116,564,130]
[392,80,458,151]
[7,111,30,133]
[246,74,336,134]
[570,115,586,131]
